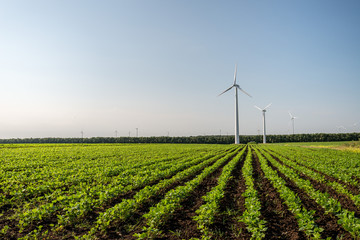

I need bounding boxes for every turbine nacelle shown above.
[218,84,252,97]
[218,64,252,98]
[255,103,272,113]
[288,111,297,120]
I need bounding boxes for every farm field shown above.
[281,141,360,153]
[1,143,360,239]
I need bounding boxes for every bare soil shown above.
[252,152,306,240]
[264,151,353,239]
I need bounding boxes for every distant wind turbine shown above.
[255,103,272,143]
[219,64,252,144]
[288,112,297,135]
[352,122,359,132]
[336,125,346,133]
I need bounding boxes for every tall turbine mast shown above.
[219,64,252,144]
[255,103,272,143]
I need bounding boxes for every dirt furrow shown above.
[102,149,241,240]
[264,154,352,239]
[159,152,240,240]
[353,176,360,186]
[252,151,306,240]
[268,152,360,217]
[267,149,360,195]
[43,155,231,240]
[101,151,238,213]
[209,147,250,239]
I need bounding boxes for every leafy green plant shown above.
[193,147,246,238]
[238,148,267,239]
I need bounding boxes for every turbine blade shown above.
[218,86,233,96]
[264,103,272,109]
[233,64,237,85]
[238,87,252,97]
[288,111,293,118]
[254,105,262,111]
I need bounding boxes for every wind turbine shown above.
[352,122,359,132]
[219,64,252,144]
[255,103,272,143]
[288,112,297,135]
[336,125,346,133]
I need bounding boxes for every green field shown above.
[1,143,360,239]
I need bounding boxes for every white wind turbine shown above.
[288,112,297,135]
[219,64,252,144]
[255,103,272,144]
[336,125,346,133]
[352,122,359,132]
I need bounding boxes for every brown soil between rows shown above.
[99,148,242,239]
[81,158,227,239]
[210,147,251,239]
[103,157,213,209]
[0,210,18,240]
[0,157,192,239]
[267,149,360,195]
[252,151,306,240]
[352,176,360,186]
[267,151,360,218]
[263,151,353,239]
[101,151,236,213]
[9,152,234,240]
[158,148,243,239]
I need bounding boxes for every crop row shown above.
[266,145,360,186]
[16,151,209,231]
[85,149,234,238]
[257,147,360,238]
[135,147,242,239]
[253,147,323,239]
[266,148,360,207]
[193,146,247,239]
[238,147,267,239]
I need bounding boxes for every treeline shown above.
[0,133,359,144]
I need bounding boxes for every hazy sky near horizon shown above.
[1,0,360,138]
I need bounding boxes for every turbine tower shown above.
[255,103,272,144]
[219,64,252,144]
[289,112,297,135]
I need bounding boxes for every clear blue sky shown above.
[1,0,359,138]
